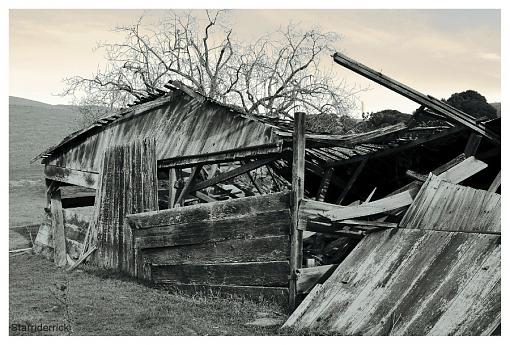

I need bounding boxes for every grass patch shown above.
[9,253,290,336]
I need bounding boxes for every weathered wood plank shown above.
[290,112,306,311]
[332,52,500,143]
[284,227,501,335]
[151,261,290,287]
[134,210,291,249]
[126,191,290,230]
[296,264,338,294]
[488,171,501,193]
[437,156,487,183]
[51,189,67,267]
[167,168,176,209]
[141,235,290,265]
[301,190,413,223]
[44,165,99,189]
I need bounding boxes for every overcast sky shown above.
[9,9,500,114]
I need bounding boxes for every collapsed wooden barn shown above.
[32,53,501,335]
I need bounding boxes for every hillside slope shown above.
[9,96,80,226]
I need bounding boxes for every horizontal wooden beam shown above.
[44,165,99,189]
[188,155,280,193]
[157,143,284,169]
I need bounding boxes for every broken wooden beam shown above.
[332,52,500,143]
[174,165,202,207]
[44,165,99,189]
[188,156,279,194]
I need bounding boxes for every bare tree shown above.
[62,10,358,126]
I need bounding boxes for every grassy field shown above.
[9,253,288,336]
[9,96,79,228]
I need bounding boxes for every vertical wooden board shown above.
[289,112,307,311]
[92,139,158,272]
[51,189,67,267]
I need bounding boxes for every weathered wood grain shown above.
[50,189,67,267]
[134,210,290,249]
[44,165,99,189]
[151,261,290,287]
[141,235,289,265]
[289,112,306,311]
[90,139,159,274]
[126,191,290,230]
[400,174,501,234]
[283,228,500,335]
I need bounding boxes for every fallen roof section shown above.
[332,52,501,144]
[283,174,501,335]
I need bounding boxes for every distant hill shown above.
[9,96,80,181]
[490,102,501,117]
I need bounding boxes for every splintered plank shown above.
[44,165,99,189]
[126,191,290,230]
[151,261,290,287]
[301,190,413,223]
[141,235,290,265]
[437,156,487,183]
[134,210,291,249]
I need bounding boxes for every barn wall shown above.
[125,191,292,304]
[46,92,280,172]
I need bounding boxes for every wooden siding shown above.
[89,139,159,272]
[400,174,500,234]
[45,91,281,172]
[125,192,292,302]
[283,228,500,335]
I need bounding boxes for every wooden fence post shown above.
[50,188,67,267]
[289,112,306,312]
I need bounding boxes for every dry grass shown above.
[9,253,288,336]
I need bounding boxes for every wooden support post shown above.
[246,171,264,195]
[336,159,368,205]
[167,168,176,209]
[315,167,334,202]
[464,133,483,157]
[50,188,67,267]
[266,165,282,192]
[289,112,306,312]
[175,165,202,207]
[488,171,501,193]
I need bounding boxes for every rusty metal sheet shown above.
[400,174,500,234]
[283,227,500,335]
